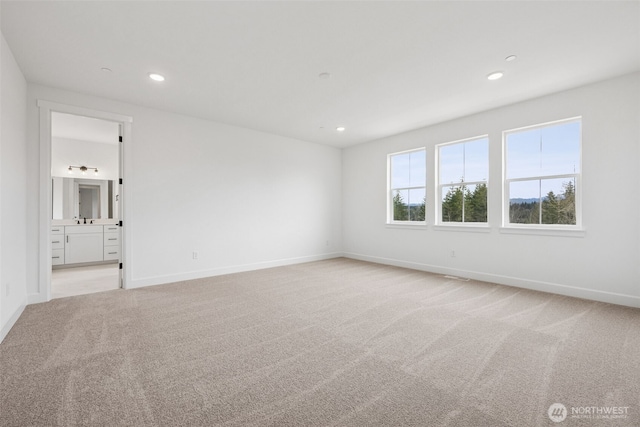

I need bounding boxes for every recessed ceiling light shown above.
[505,55,517,62]
[101,67,112,72]
[336,126,346,132]
[319,72,331,80]
[148,73,165,82]
[487,71,504,81]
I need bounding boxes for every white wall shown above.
[343,72,640,307]
[26,84,343,298]
[1,32,28,341]
[52,137,119,180]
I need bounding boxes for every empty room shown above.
[1,1,639,426]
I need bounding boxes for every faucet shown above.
[83,217,87,224]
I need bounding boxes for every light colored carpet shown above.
[1,258,639,426]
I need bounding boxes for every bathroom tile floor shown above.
[52,263,120,299]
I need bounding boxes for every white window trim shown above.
[502,117,582,230]
[386,223,428,230]
[436,135,489,226]
[387,147,427,225]
[433,224,491,233]
[499,226,586,238]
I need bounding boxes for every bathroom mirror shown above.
[52,177,118,220]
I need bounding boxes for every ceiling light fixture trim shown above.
[148,73,165,82]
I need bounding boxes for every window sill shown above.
[499,226,586,238]
[386,223,428,230]
[433,224,491,233]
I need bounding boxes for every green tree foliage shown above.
[442,185,464,222]
[542,191,560,224]
[542,181,575,224]
[411,197,426,221]
[510,180,575,225]
[393,191,408,221]
[441,183,487,223]
[393,191,425,221]
[466,183,488,222]
[559,180,576,224]
[510,201,539,224]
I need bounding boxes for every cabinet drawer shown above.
[104,247,120,261]
[51,226,64,235]
[104,232,120,246]
[52,248,65,265]
[51,237,64,250]
[103,225,120,233]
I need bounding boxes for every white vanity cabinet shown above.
[64,225,104,264]
[51,223,120,266]
[51,226,65,265]
[103,225,120,261]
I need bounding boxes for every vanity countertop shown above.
[51,219,119,226]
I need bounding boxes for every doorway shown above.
[38,101,132,302]
[50,112,121,298]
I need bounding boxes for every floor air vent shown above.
[444,275,470,281]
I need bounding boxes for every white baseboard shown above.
[128,252,343,290]
[344,252,640,308]
[27,292,48,305]
[0,300,26,344]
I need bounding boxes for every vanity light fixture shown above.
[148,73,165,82]
[68,165,99,176]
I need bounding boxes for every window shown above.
[388,148,426,223]
[438,136,488,223]
[504,118,581,226]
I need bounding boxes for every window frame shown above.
[387,147,427,225]
[502,117,582,229]
[436,135,490,226]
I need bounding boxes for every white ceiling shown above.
[52,112,120,145]
[2,1,639,148]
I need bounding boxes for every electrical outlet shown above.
[450,250,456,258]
[192,251,199,260]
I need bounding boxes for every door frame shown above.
[37,100,133,302]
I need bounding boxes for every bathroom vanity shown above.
[51,224,120,266]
